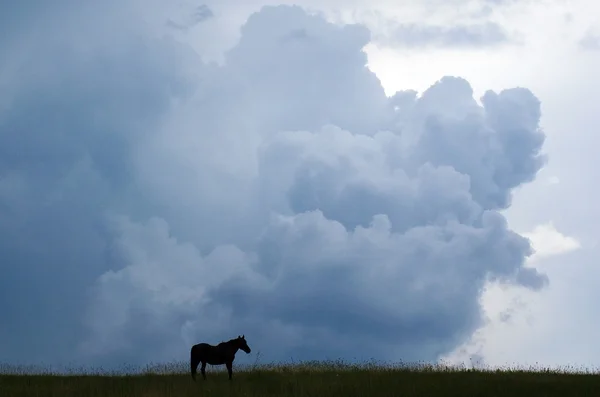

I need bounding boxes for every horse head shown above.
[236,335,251,354]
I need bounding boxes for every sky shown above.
[0,0,598,371]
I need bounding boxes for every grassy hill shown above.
[1,361,599,397]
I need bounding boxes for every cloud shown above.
[166,4,214,32]
[0,2,548,368]
[522,222,581,262]
[378,22,510,49]
[579,30,600,50]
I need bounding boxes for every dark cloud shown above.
[380,22,510,48]
[0,2,547,369]
[166,4,214,32]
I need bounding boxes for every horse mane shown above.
[217,338,238,347]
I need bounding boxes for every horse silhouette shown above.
[190,335,252,381]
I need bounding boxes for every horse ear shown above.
[242,334,245,339]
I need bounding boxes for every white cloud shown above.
[522,223,581,262]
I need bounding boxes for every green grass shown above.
[2,361,599,397]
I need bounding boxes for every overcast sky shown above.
[1,0,598,371]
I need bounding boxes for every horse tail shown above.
[190,345,199,381]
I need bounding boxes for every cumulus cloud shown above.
[0,2,548,368]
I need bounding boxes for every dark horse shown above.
[190,335,251,381]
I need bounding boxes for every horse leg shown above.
[190,349,200,381]
[226,361,233,380]
[201,362,207,380]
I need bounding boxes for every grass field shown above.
[2,361,599,397]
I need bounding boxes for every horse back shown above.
[192,342,233,365]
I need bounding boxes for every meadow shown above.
[1,360,599,397]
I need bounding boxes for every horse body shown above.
[190,335,251,381]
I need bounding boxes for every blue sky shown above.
[1,0,598,370]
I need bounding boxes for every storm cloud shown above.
[0,2,547,368]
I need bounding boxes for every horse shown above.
[190,335,252,381]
